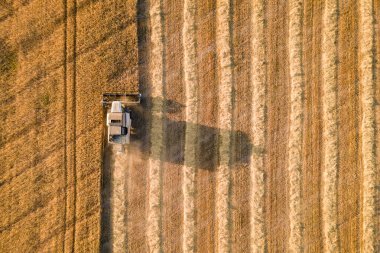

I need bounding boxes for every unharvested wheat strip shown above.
[359,0,377,251]
[321,0,339,252]
[148,0,165,252]
[111,149,128,253]
[216,0,233,252]
[250,0,267,252]
[288,0,304,251]
[182,0,198,252]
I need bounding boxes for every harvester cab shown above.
[102,92,141,152]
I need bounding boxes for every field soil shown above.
[1,0,379,252]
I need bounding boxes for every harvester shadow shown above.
[131,97,252,171]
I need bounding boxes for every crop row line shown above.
[321,0,340,252]
[250,0,267,251]
[147,0,166,252]
[359,0,378,251]
[287,0,305,251]
[182,0,199,251]
[215,0,234,252]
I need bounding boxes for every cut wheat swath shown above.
[250,0,267,251]
[288,0,304,251]
[111,149,128,253]
[321,0,340,252]
[359,0,377,251]
[182,0,198,251]
[148,0,165,252]
[215,0,233,252]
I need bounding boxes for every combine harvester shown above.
[102,92,141,153]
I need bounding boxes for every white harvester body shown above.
[106,101,131,145]
[102,92,141,152]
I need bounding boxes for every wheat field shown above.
[1,0,379,252]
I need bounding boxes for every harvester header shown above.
[102,92,141,106]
